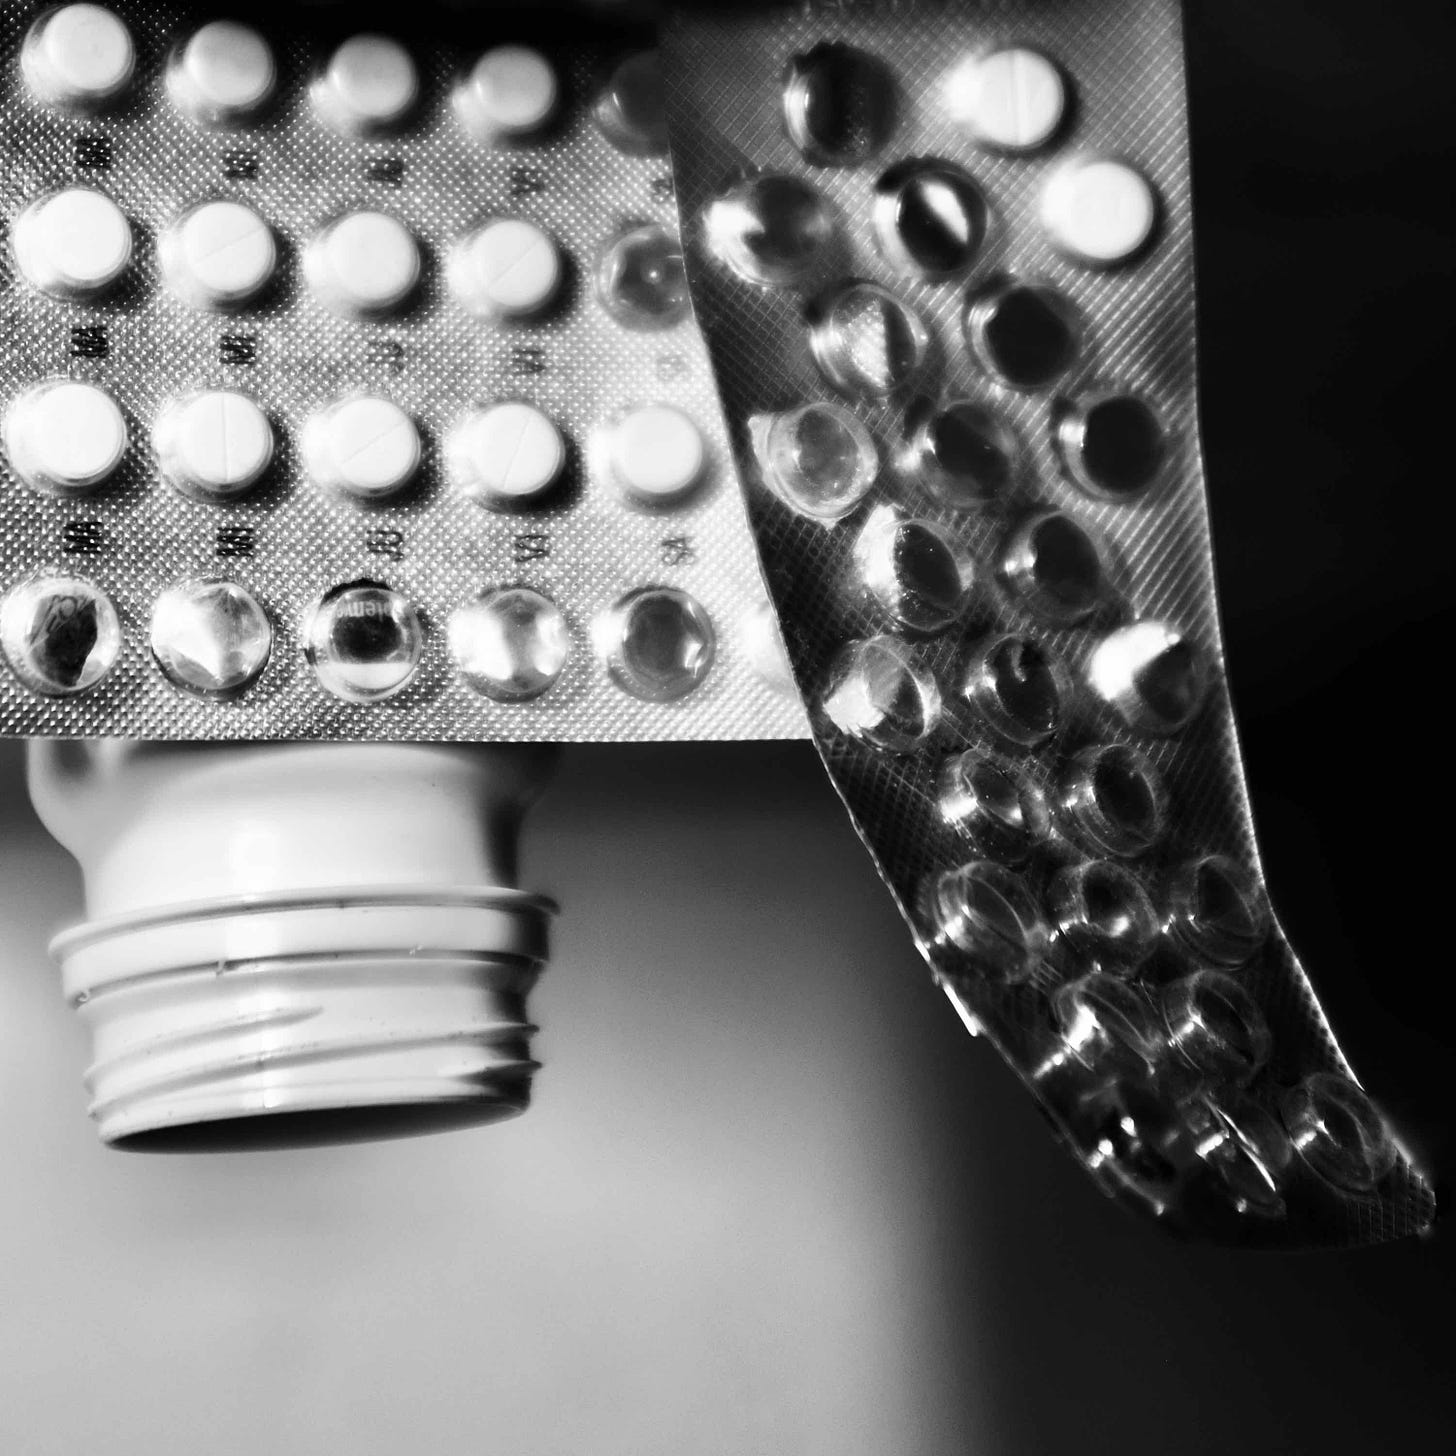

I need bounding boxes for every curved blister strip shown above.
[662,0,1433,1245]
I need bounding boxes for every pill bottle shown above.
[26,739,558,1150]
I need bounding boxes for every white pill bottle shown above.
[25,740,557,1150]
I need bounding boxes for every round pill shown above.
[598,587,715,702]
[12,188,132,300]
[150,578,272,697]
[1,575,121,696]
[447,218,562,321]
[153,390,274,501]
[168,20,276,126]
[946,47,1065,153]
[447,401,565,507]
[3,379,127,496]
[311,35,419,136]
[741,600,796,697]
[595,224,689,331]
[22,4,135,111]
[449,587,571,702]
[1042,157,1158,267]
[304,582,423,703]
[302,396,421,501]
[593,51,667,156]
[455,45,558,140]
[607,405,706,507]
[305,211,422,318]
[159,200,277,310]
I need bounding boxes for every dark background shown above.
[1,1,1452,1452]
[1184,0,1455,1188]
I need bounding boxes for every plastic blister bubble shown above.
[997,508,1109,626]
[873,159,989,281]
[1086,619,1208,735]
[964,277,1083,392]
[851,506,973,637]
[1181,1093,1294,1221]
[1,574,123,695]
[1165,853,1270,967]
[1055,389,1169,502]
[1032,973,1161,1094]
[149,578,272,697]
[704,173,840,289]
[595,223,691,332]
[1056,742,1168,859]
[1048,859,1160,976]
[1282,1073,1398,1194]
[1160,970,1273,1091]
[961,632,1071,749]
[597,585,715,703]
[901,395,1020,509]
[919,860,1048,986]
[756,402,881,522]
[1071,1076,1188,1218]
[448,586,571,703]
[822,633,940,752]
[936,749,1048,865]
[303,580,424,703]
[782,42,896,169]
[808,280,932,399]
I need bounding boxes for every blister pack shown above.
[662,0,1435,1244]
[0,0,805,740]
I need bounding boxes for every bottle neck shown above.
[26,740,560,1150]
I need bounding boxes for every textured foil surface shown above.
[0,1,807,740]
[664,0,1435,1244]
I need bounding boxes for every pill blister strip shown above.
[664,0,1434,1244]
[0,1,806,740]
